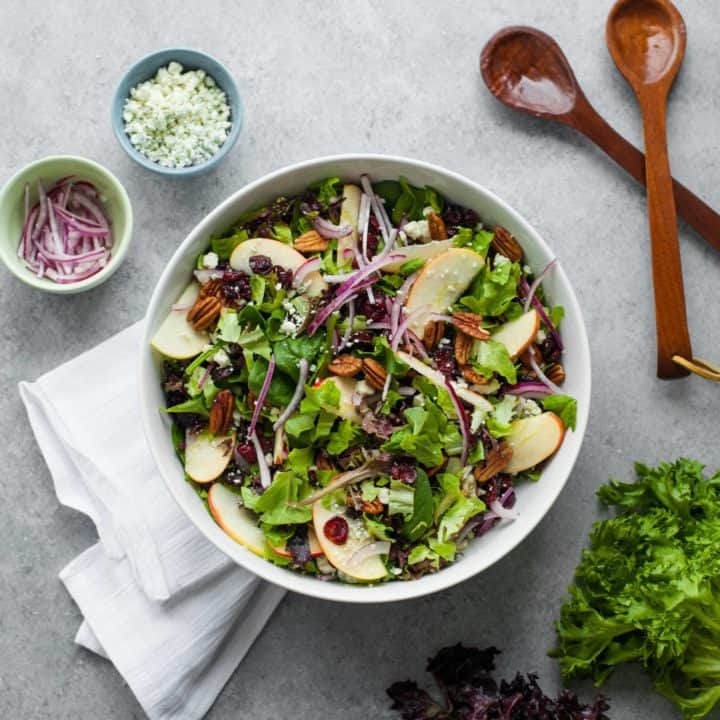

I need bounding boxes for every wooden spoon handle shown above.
[637,89,692,378]
[573,99,720,252]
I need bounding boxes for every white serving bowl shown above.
[140,154,591,603]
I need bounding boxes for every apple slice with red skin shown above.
[312,501,388,581]
[505,412,565,474]
[270,527,323,558]
[151,282,209,359]
[405,248,485,336]
[230,237,327,296]
[208,483,265,556]
[490,309,540,360]
[185,428,236,484]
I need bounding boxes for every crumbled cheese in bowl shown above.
[122,61,231,168]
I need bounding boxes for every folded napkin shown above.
[19,322,285,720]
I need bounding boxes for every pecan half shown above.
[546,362,565,385]
[451,312,491,340]
[492,226,523,263]
[362,357,388,390]
[328,354,363,377]
[474,442,513,484]
[454,332,474,366]
[460,365,490,386]
[423,320,445,349]
[187,296,223,331]
[427,211,448,240]
[198,278,223,300]
[294,230,328,253]
[208,389,234,435]
[360,498,384,515]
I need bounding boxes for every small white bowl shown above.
[139,154,591,603]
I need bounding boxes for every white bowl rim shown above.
[139,153,591,603]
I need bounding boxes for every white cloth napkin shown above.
[19,321,285,720]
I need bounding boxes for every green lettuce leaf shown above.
[472,339,517,384]
[402,470,433,541]
[241,471,311,525]
[460,260,521,317]
[542,394,577,431]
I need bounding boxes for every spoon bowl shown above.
[607,0,686,88]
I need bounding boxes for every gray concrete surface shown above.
[2,1,719,718]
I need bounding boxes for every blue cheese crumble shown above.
[122,61,231,168]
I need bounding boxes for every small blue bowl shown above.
[111,48,242,177]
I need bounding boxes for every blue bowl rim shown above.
[111,47,243,177]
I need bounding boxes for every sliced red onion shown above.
[197,366,211,390]
[360,175,390,243]
[347,541,391,568]
[529,355,563,395]
[505,381,553,399]
[523,259,557,313]
[391,305,430,351]
[250,430,272,489]
[247,355,275,438]
[406,330,433,363]
[292,256,322,287]
[71,191,110,232]
[444,378,471,466]
[307,254,404,335]
[54,206,107,236]
[375,227,398,262]
[273,359,309,431]
[489,499,518,520]
[314,216,353,239]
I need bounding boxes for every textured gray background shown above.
[2,1,719,718]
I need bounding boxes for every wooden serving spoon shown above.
[606,0,691,379]
[480,26,720,254]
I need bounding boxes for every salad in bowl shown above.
[150,170,578,585]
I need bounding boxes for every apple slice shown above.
[491,309,540,360]
[208,483,265,556]
[313,502,388,581]
[230,237,327,296]
[185,428,236,484]
[270,527,323,558]
[337,184,362,264]
[396,350,493,411]
[313,376,362,423]
[151,282,209,359]
[405,248,485,335]
[505,412,565,474]
[381,239,453,273]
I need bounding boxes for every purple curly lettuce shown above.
[387,644,610,720]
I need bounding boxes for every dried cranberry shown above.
[273,265,293,289]
[349,330,374,348]
[249,254,273,275]
[222,274,252,304]
[307,468,318,484]
[212,366,234,383]
[323,516,349,545]
[390,461,417,484]
[174,413,203,430]
[484,477,498,504]
[433,347,457,376]
[287,526,312,566]
[539,334,561,364]
[235,442,257,464]
[358,291,387,322]
[226,343,245,362]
